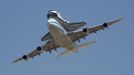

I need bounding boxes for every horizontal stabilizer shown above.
[57,40,96,57]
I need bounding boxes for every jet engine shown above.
[23,55,28,60]
[37,46,42,51]
[103,23,108,28]
[83,28,89,34]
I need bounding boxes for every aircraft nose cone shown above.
[48,22,59,31]
[47,11,58,18]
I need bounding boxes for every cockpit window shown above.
[47,12,58,18]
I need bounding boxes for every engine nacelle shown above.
[83,28,89,34]
[37,46,42,51]
[103,23,108,28]
[23,55,28,60]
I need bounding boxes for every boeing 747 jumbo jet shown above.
[12,10,123,63]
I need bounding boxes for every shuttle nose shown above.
[47,10,58,18]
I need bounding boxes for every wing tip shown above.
[118,17,124,21]
[12,60,18,63]
[12,57,23,63]
[12,60,17,63]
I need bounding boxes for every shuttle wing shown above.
[41,22,86,41]
[13,40,59,63]
[65,22,86,31]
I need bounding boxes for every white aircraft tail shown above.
[57,40,96,57]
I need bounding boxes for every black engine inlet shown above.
[103,23,108,28]
[83,28,88,33]
[23,55,28,60]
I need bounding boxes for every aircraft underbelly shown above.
[53,30,75,49]
[48,23,76,50]
[57,34,74,49]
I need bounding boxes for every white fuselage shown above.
[48,18,76,50]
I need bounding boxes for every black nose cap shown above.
[47,12,58,18]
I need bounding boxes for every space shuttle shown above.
[41,10,86,41]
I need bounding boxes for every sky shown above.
[0,0,134,75]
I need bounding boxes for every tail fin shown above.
[79,40,96,48]
[57,40,96,57]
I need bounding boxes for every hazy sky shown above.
[0,0,133,75]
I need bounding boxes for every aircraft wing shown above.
[12,40,59,63]
[13,17,123,63]
[68,17,123,41]
[86,17,124,33]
